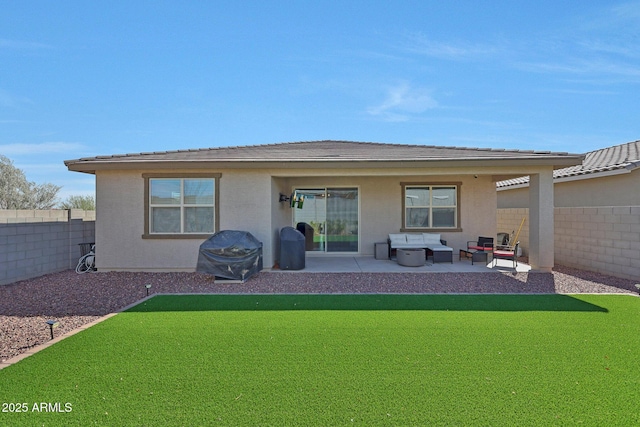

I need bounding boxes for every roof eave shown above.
[65,155,584,174]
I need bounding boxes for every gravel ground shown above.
[1,266,638,363]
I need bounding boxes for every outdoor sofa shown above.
[388,233,453,263]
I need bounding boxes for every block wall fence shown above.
[498,206,640,281]
[0,210,96,286]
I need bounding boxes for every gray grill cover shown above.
[196,230,263,280]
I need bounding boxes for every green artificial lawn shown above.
[1,294,639,426]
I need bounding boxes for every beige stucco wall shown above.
[461,175,498,248]
[96,170,205,271]
[218,169,274,262]
[95,168,502,271]
[270,177,293,267]
[97,168,280,271]
[498,169,640,209]
[554,172,640,207]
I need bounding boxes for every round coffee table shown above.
[397,248,426,267]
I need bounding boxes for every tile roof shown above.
[497,140,640,188]
[66,140,580,167]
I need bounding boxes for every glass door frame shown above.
[292,186,361,254]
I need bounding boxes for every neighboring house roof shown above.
[497,140,640,189]
[65,140,583,174]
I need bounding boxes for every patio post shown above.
[528,169,554,272]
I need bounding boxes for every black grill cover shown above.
[279,226,305,270]
[196,230,263,280]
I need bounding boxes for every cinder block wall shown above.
[498,207,640,280]
[496,208,529,255]
[0,210,96,285]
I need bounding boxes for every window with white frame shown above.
[402,184,459,230]
[144,174,219,237]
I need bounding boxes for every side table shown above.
[459,249,489,265]
[397,248,426,267]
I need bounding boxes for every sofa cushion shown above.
[422,233,441,245]
[388,234,407,245]
[494,249,514,256]
[468,245,492,252]
[406,234,424,244]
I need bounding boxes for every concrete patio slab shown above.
[269,256,531,274]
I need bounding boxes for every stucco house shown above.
[64,140,583,273]
[497,140,640,280]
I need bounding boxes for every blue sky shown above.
[1,1,639,200]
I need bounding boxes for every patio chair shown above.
[492,242,519,268]
[460,236,494,265]
[496,232,510,249]
[467,236,494,253]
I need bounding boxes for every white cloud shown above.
[403,33,501,60]
[580,40,639,59]
[0,142,87,156]
[515,2,640,82]
[367,82,438,122]
[514,56,640,83]
[398,4,640,86]
[610,1,640,22]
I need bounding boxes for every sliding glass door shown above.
[293,187,359,253]
[326,188,358,252]
[293,189,326,252]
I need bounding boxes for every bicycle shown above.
[76,244,96,274]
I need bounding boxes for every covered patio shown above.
[269,256,531,274]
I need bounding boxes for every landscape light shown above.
[45,320,59,340]
[145,284,152,296]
